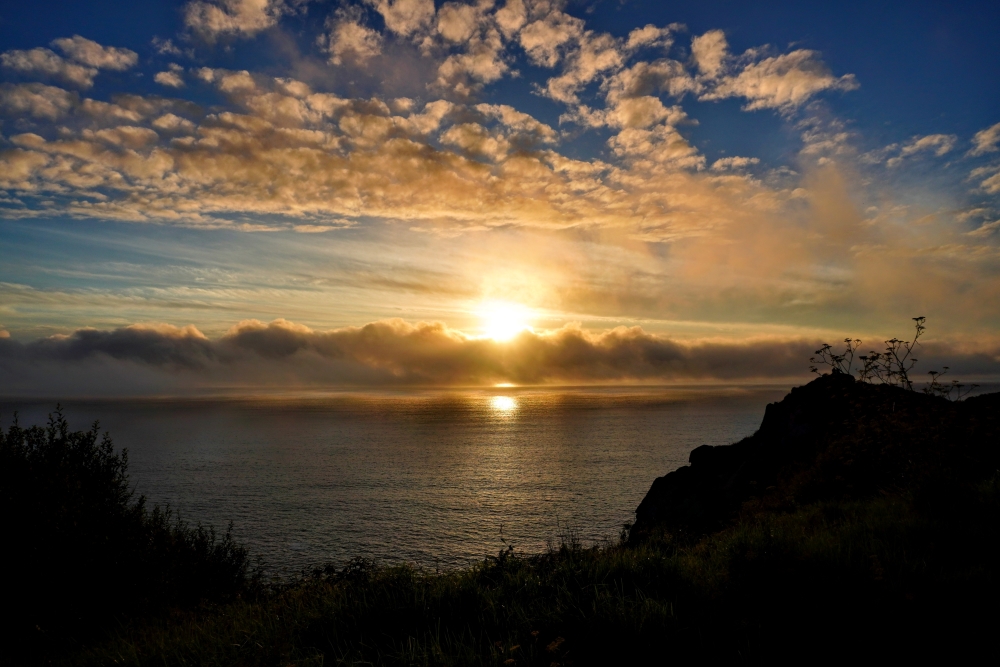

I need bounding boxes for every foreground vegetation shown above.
[3,374,999,664]
[74,483,999,665]
[0,410,259,663]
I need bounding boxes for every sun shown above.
[478,301,534,341]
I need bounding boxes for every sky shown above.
[1,0,999,395]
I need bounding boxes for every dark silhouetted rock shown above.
[631,373,1000,540]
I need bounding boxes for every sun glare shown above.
[478,301,533,341]
[490,395,517,412]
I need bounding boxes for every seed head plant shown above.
[810,317,974,399]
[924,367,979,401]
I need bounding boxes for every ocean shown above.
[1,385,790,572]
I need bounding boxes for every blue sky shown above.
[3,1,997,157]
[1,0,999,393]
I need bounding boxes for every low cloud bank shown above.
[2,318,998,397]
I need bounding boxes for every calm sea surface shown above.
[1,386,790,571]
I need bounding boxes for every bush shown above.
[0,408,260,658]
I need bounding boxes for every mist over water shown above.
[2,386,789,572]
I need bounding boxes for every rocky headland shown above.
[632,372,1000,540]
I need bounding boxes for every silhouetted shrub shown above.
[0,408,260,656]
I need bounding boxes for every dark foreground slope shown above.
[6,377,1000,665]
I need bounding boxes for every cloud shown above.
[541,30,624,104]
[440,122,509,160]
[321,5,383,65]
[969,122,1000,157]
[799,116,853,162]
[605,96,682,129]
[436,0,490,43]
[434,26,508,95]
[588,96,699,171]
[607,122,703,170]
[881,134,957,168]
[898,133,956,158]
[518,8,584,68]
[215,319,822,384]
[151,113,196,132]
[183,0,286,39]
[971,165,1000,195]
[0,83,77,119]
[0,74,727,231]
[966,218,1000,237]
[400,99,454,133]
[474,103,557,143]
[1,48,98,88]
[197,67,257,92]
[367,0,436,38]
[711,156,760,171]
[603,59,696,103]
[4,317,999,397]
[6,65,989,335]
[154,65,186,88]
[151,37,185,56]
[535,22,855,142]
[1,36,138,88]
[625,24,673,51]
[690,29,727,78]
[705,49,858,112]
[983,174,1000,195]
[494,0,527,39]
[49,35,138,71]
[20,324,214,368]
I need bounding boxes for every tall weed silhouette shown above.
[810,317,975,398]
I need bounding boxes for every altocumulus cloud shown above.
[3,318,999,397]
[0,2,866,235]
[0,35,137,88]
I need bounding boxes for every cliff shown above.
[632,373,1000,540]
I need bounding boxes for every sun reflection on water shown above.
[490,395,517,413]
